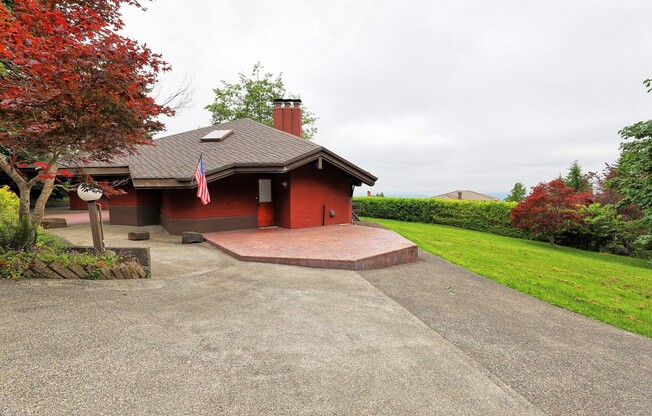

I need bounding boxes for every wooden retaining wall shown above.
[28,258,148,279]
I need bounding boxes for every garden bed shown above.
[26,247,151,279]
[0,228,152,280]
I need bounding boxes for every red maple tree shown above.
[0,0,173,224]
[511,179,591,247]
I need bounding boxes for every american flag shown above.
[194,155,210,205]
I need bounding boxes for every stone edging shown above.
[28,258,148,279]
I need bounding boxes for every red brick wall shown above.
[107,182,160,207]
[69,191,86,210]
[108,183,137,206]
[69,168,352,230]
[289,163,352,228]
[274,175,291,228]
[161,174,258,219]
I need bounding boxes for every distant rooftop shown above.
[432,190,499,201]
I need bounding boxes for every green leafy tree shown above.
[609,79,652,258]
[610,79,652,221]
[205,63,318,140]
[504,182,527,202]
[564,160,591,192]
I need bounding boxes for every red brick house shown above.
[68,99,377,234]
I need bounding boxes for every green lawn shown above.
[363,217,652,338]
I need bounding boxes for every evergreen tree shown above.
[504,182,527,202]
[564,160,590,192]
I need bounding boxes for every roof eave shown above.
[57,166,130,176]
[280,147,377,186]
[89,148,377,189]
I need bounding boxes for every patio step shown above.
[204,225,418,271]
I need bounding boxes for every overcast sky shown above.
[121,0,652,197]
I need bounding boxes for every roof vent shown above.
[201,129,233,142]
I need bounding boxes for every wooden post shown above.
[96,204,105,252]
[87,201,104,253]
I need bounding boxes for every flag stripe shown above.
[194,155,210,205]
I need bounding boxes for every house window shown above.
[259,179,272,203]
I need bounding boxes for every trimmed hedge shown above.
[354,197,526,238]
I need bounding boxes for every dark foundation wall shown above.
[159,174,258,234]
[289,163,352,228]
[110,206,160,226]
[160,215,257,235]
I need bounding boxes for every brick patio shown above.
[204,224,418,270]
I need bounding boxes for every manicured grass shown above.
[363,217,652,338]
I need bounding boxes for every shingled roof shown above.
[432,190,499,201]
[75,118,377,188]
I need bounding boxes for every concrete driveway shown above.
[1,223,650,415]
[360,250,652,415]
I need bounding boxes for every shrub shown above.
[555,204,648,256]
[511,179,590,246]
[0,251,33,279]
[0,185,19,223]
[633,232,652,260]
[354,197,525,238]
[0,215,37,253]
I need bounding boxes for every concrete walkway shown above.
[1,221,650,414]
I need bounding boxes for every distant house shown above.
[66,99,377,234]
[432,190,499,202]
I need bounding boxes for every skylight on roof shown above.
[201,129,233,142]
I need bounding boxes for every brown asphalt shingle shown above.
[80,119,322,180]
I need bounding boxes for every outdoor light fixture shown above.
[77,184,105,253]
[77,186,103,203]
[281,181,288,188]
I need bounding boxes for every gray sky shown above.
[121,0,652,197]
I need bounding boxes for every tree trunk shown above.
[0,154,31,218]
[31,162,58,227]
[18,183,31,219]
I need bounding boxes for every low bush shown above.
[354,197,525,238]
[556,204,650,257]
[0,185,19,223]
[0,216,37,253]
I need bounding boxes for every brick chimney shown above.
[273,98,302,138]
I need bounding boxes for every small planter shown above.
[26,246,151,280]
[70,247,151,273]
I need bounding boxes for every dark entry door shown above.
[257,179,274,227]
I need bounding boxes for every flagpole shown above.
[194,153,211,205]
[192,153,203,184]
